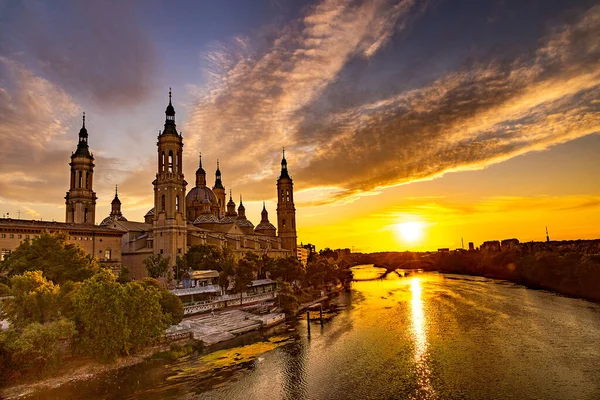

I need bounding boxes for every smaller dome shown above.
[235,217,254,229]
[255,221,276,231]
[194,214,220,224]
[99,214,127,226]
[219,215,236,224]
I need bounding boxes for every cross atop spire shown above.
[115,184,118,196]
[199,152,202,168]
[82,112,86,128]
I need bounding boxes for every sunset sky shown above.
[0,0,599,252]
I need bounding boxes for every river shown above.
[21,266,600,399]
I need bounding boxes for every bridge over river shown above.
[15,265,600,400]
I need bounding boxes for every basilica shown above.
[0,91,297,280]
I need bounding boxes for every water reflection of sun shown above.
[410,277,436,399]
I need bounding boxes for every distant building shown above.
[334,248,351,259]
[481,240,501,252]
[468,242,475,251]
[437,248,450,253]
[501,238,520,250]
[297,247,309,267]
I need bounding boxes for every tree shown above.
[256,254,275,279]
[184,244,223,271]
[277,281,298,315]
[143,254,170,279]
[0,282,10,297]
[116,265,132,284]
[271,257,305,284]
[3,271,60,328]
[217,248,236,294]
[73,270,168,361]
[140,278,184,325]
[1,231,97,284]
[233,257,256,305]
[2,318,76,373]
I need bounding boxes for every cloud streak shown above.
[185,1,600,204]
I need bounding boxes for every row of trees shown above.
[0,232,184,382]
[172,245,352,314]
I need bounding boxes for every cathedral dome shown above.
[186,186,218,205]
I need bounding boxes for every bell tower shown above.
[65,113,97,225]
[152,89,187,265]
[212,160,226,217]
[276,149,297,253]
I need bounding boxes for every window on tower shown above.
[78,171,83,188]
[176,195,180,211]
[162,152,165,172]
[161,195,166,212]
[286,189,290,202]
[168,151,173,173]
[175,153,179,173]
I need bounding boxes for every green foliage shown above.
[3,271,60,328]
[140,278,184,325]
[143,254,170,279]
[271,256,305,284]
[2,318,76,373]
[124,281,167,353]
[184,245,223,271]
[234,257,256,303]
[277,280,298,315]
[1,231,97,284]
[0,282,10,297]
[116,265,132,284]
[73,269,167,361]
[218,248,236,293]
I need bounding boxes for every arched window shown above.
[286,189,290,202]
[282,219,286,227]
[84,208,88,223]
[71,171,75,188]
[179,152,182,172]
[78,171,83,188]
[162,152,165,172]
[175,152,179,173]
[85,172,89,189]
[161,195,166,212]
[168,151,173,173]
[281,190,284,202]
[176,195,180,211]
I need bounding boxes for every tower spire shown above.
[115,184,118,197]
[82,112,86,128]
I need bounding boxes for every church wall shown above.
[122,249,153,280]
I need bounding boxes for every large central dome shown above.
[186,186,217,204]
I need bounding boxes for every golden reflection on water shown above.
[410,277,437,399]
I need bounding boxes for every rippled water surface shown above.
[25,267,600,399]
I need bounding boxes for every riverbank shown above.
[0,341,192,400]
[349,250,600,303]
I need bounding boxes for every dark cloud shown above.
[0,0,157,108]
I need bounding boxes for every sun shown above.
[396,221,424,242]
